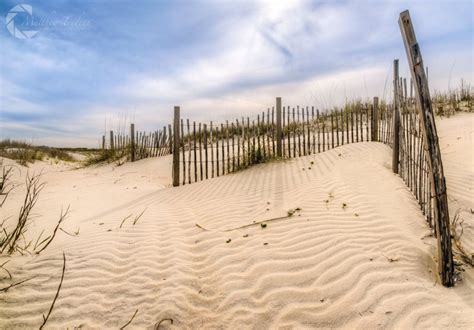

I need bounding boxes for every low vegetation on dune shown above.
[83,147,130,166]
[0,139,76,166]
[432,81,473,116]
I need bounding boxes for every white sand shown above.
[0,114,473,328]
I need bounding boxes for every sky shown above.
[0,0,472,147]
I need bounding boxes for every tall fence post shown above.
[102,135,105,150]
[392,59,400,173]
[399,10,454,287]
[110,130,114,150]
[276,97,282,157]
[172,106,180,187]
[130,123,135,162]
[372,97,379,141]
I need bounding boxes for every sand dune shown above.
[0,115,473,328]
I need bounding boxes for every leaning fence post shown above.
[392,59,400,174]
[110,130,114,150]
[130,123,135,162]
[372,97,379,141]
[399,10,454,287]
[172,106,180,187]
[276,97,282,157]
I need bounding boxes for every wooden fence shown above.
[103,124,173,161]
[97,10,454,288]
[172,100,383,186]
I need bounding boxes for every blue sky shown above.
[0,0,472,147]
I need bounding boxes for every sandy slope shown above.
[0,114,473,329]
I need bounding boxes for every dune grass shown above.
[0,139,75,166]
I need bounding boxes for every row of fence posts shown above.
[171,96,383,188]
[101,124,173,161]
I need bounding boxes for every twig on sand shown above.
[196,211,302,233]
[0,260,12,279]
[39,252,66,330]
[120,309,138,329]
[0,275,37,293]
[154,318,173,329]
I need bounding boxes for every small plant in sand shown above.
[0,169,71,256]
[0,160,14,207]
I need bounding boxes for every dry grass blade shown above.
[451,209,474,266]
[120,309,138,329]
[132,208,146,225]
[1,172,45,254]
[0,260,12,279]
[35,206,71,254]
[0,161,14,207]
[39,252,66,330]
[0,275,37,293]
[59,228,77,237]
[155,318,173,329]
[119,214,133,229]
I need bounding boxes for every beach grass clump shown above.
[432,80,473,117]
[83,146,130,166]
[0,166,69,255]
[0,139,75,166]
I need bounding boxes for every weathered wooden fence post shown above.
[168,124,173,154]
[399,10,454,287]
[276,97,282,157]
[371,97,379,141]
[110,130,114,150]
[392,59,400,174]
[130,123,135,162]
[172,106,180,187]
[102,135,105,150]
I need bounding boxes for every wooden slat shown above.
[204,124,208,180]
[193,122,197,182]
[181,121,185,185]
[172,106,180,187]
[276,97,282,157]
[210,122,214,178]
[187,120,191,184]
